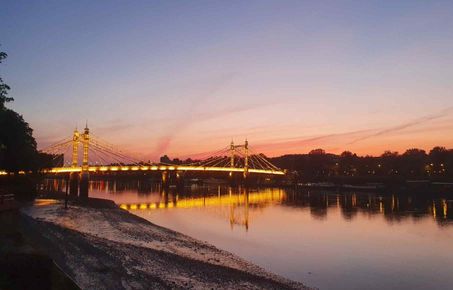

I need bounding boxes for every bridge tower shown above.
[72,128,80,167]
[79,123,90,201]
[69,128,80,197]
[82,124,90,170]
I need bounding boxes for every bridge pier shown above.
[161,171,169,189]
[242,174,250,187]
[228,171,250,186]
[69,172,79,197]
[79,171,89,201]
[229,172,235,186]
[57,179,62,193]
[176,171,184,191]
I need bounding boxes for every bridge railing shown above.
[42,165,285,175]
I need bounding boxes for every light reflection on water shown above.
[41,178,453,290]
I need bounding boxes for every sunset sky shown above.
[1,1,453,161]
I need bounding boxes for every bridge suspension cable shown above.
[89,138,143,165]
[38,125,284,175]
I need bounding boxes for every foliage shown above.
[0,109,38,170]
[0,50,14,108]
[270,147,453,182]
[0,47,50,171]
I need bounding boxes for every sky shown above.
[1,0,453,161]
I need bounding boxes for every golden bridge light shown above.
[41,165,284,175]
[120,190,285,211]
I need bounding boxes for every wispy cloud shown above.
[246,129,374,155]
[148,72,237,159]
[347,107,453,145]
[93,119,135,136]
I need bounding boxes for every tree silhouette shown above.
[429,146,449,175]
[0,49,13,108]
[0,48,41,171]
[339,151,358,176]
[270,146,453,182]
[401,149,427,176]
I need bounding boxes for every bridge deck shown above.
[42,165,285,175]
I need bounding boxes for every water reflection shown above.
[39,178,453,229]
[119,187,285,231]
[284,191,453,227]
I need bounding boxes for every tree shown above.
[160,155,171,164]
[0,110,38,170]
[429,146,449,175]
[309,148,326,155]
[380,151,400,175]
[0,48,40,171]
[0,49,14,108]
[306,149,336,179]
[339,151,358,176]
[429,146,448,164]
[401,148,427,177]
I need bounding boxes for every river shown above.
[42,178,453,289]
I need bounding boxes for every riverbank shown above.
[0,207,80,289]
[20,199,310,289]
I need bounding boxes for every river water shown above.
[42,178,453,289]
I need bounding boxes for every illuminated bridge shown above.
[31,125,285,198]
[40,125,284,176]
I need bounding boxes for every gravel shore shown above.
[21,201,311,289]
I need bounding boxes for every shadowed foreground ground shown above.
[21,201,310,289]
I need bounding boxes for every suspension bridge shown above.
[40,125,284,176]
[36,125,285,198]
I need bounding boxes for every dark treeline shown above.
[160,155,198,165]
[158,146,453,184]
[0,48,54,199]
[270,148,453,182]
[0,49,53,172]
